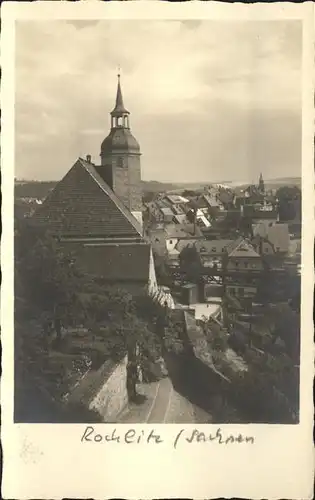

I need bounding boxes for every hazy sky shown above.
[15,19,302,183]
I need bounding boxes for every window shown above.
[244,261,248,268]
[170,240,173,244]
[238,288,244,297]
[212,247,216,252]
[117,157,124,168]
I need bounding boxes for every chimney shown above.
[86,154,91,163]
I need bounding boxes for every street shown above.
[119,377,212,424]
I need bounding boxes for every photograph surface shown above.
[14,18,303,425]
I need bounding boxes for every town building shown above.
[252,221,290,256]
[241,203,278,221]
[224,238,264,300]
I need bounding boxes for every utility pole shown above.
[221,251,229,331]
[193,205,197,236]
[248,298,253,335]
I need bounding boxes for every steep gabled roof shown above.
[228,238,261,258]
[253,222,289,253]
[195,239,235,254]
[31,158,142,238]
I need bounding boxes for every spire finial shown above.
[111,66,130,117]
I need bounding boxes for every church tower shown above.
[98,73,143,225]
[258,172,265,193]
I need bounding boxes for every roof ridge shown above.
[78,158,143,237]
[228,237,260,257]
[84,242,150,247]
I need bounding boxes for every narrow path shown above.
[119,377,211,424]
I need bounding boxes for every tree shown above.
[78,286,164,400]
[142,191,156,204]
[276,186,301,222]
[182,189,196,198]
[239,216,253,238]
[15,230,83,333]
[153,251,172,286]
[179,245,202,282]
[15,219,165,412]
[276,185,301,200]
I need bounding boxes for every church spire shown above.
[258,172,265,193]
[111,71,129,117]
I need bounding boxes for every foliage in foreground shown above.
[200,306,300,423]
[14,223,163,420]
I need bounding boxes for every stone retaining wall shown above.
[89,356,128,422]
[67,355,128,422]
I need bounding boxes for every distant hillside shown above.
[14,179,178,199]
[14,176,301,200]
[232,177,301,193]
[264,177,301,189]
[141,180,180,193]
[15,181,56,200]
[143,177,301,193]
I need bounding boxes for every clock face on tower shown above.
[112,131,123,145]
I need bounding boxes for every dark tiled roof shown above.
[228,238,260,258]
[31,158,142,238]
[77,242,151,282]
[195,239,235,254]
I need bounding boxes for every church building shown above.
[31,74,157,296]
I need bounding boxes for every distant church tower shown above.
[258,172,265,193]
[98,73,143,225]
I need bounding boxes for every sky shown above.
[15,19,302,183]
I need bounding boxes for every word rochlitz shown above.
[81,426,255,448]
[81,426,163,445]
